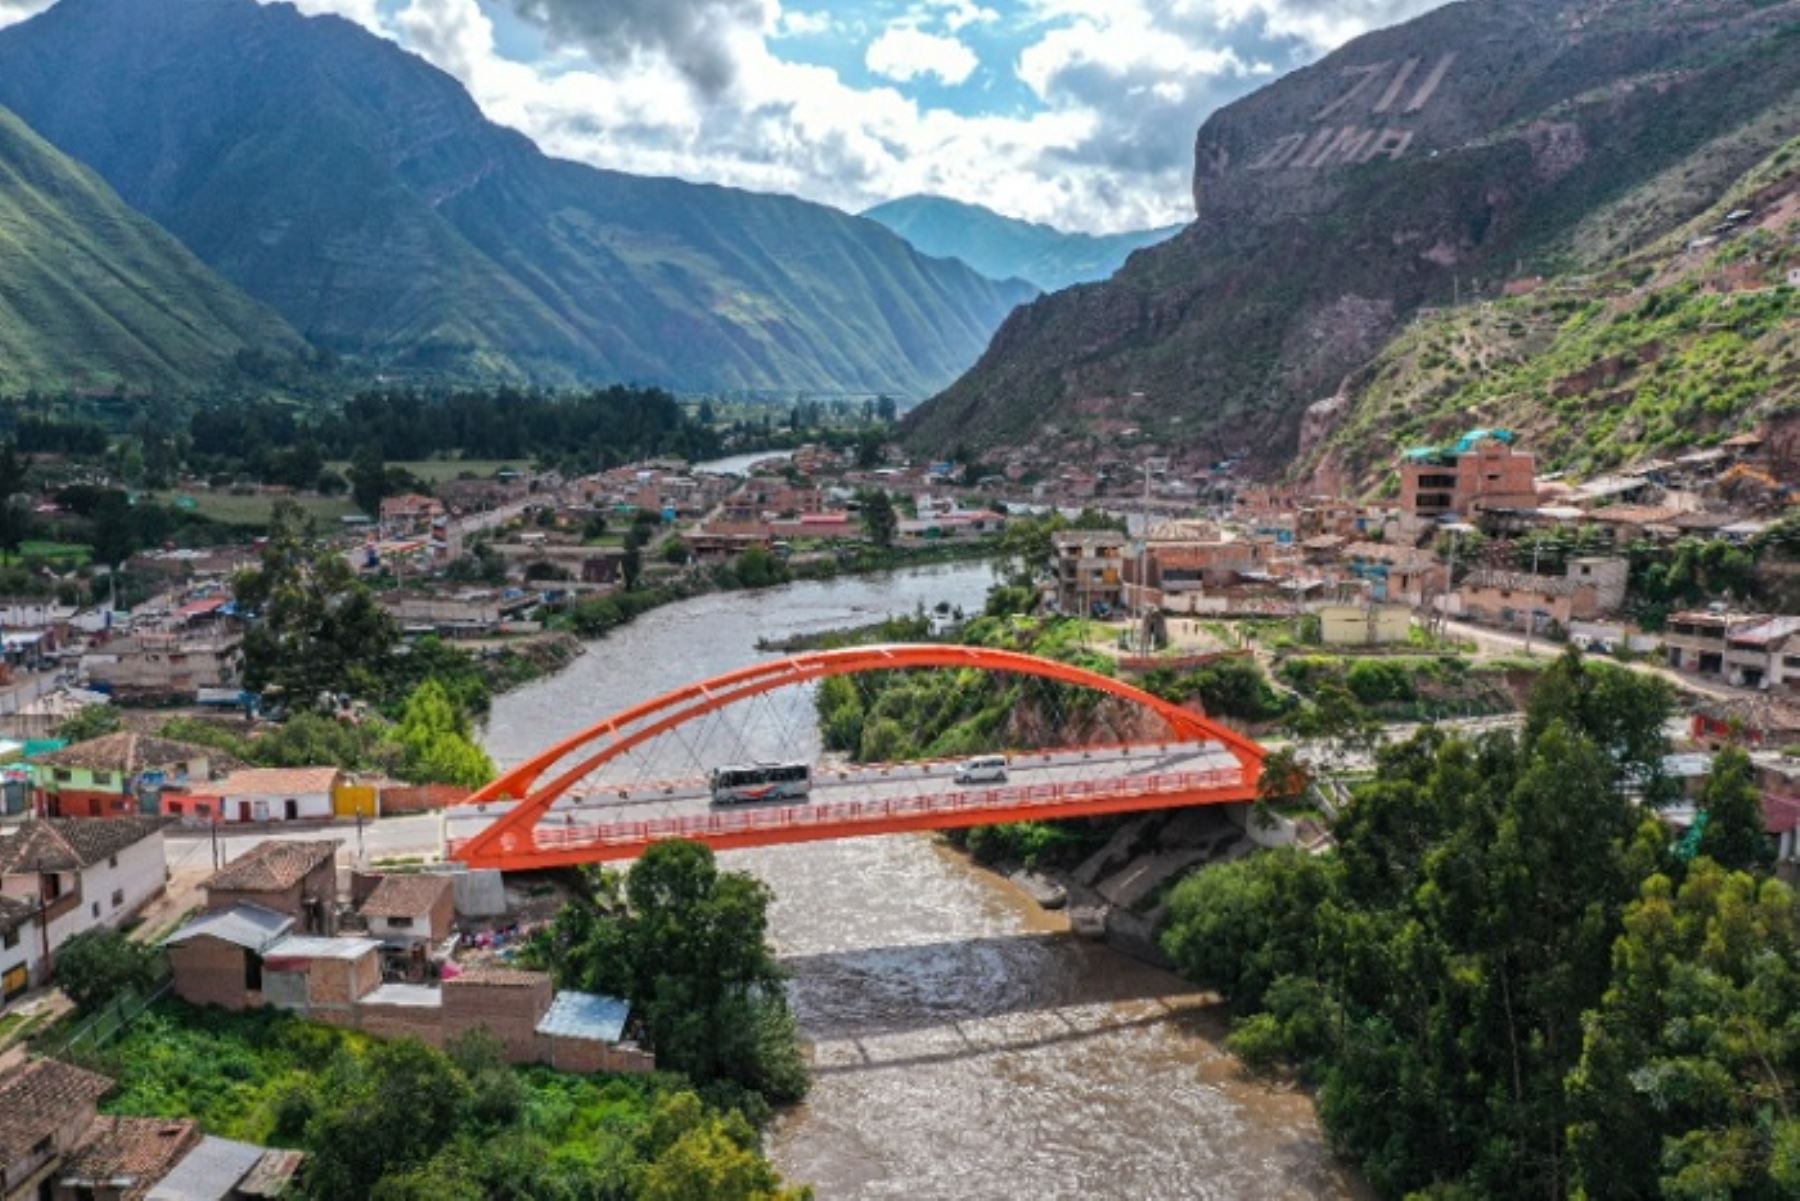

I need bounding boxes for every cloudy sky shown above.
[2,0,1446,233]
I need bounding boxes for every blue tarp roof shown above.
[537,990,630,1043]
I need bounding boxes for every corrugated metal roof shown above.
[146,1135,265,1201]
[263,935,382,961]
[536,990,630,1043]
[163,904,294,952]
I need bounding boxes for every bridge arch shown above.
[452,644,1265,868]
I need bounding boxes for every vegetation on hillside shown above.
[86,1005,806,1200]
[0,104,303,396]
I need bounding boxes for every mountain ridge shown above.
[902,0,1800,467]
[862,195,1181,293]
[0,0,1035,398]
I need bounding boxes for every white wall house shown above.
[0,817,170,1000]
[190,767,342,824]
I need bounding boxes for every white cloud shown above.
[0,0,52,29]
[230,0,1449,234]
[866,26,979,86]
[275,0,386,26]
[773,8,832,37]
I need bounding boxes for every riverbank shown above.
[559,540,996,641]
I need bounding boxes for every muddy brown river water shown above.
[482,565,1365,1200]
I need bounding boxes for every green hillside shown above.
[0,0,1033,399]
[0,104,302,395]
[1300,138,1800,492]
[862,195,1179,293]
[903,0,1800,464]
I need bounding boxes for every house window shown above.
[388,916,414,930]
[111,889,124,909]
[91,901,100,918]
[3,928,17,949]
[54,769,72,784]
[109,854,119,869]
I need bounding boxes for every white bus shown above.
[710,762,813,806]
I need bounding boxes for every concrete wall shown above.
[449,870,508,919]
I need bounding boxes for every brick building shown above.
[199,840,341,936]
[1400,432,1537,518]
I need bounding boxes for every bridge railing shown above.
[448,768,1246,857]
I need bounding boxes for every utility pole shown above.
[1523,541,1542,655]
[1138,463,1152,654]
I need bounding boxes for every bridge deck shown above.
[446,741,1254,868]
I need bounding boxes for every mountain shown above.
[0,0,1035,399]
[1298,136,1800,495]
[862,196,1180,293]
[0,103,302,396]
[903,0,1800,467]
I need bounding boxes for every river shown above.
[481,564,1364,1200]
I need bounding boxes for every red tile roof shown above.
[0,1059,114,1167]
[58,1116,201,1201]
[187,767,342,799]
[203,839,341,893]
[359,873,453,919]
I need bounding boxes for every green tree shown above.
[234,502,400,705]
[0,441,31,560]
[858,488,897,549]
[90,489,138,570]
[57,703,122,743]
[350,442,389,516]
[53,928,159,1010]
[1696,745,1776,873]
[1567,863,1799,1199]
[622,543,643,591]
[394,680,495,788]
[303,1038,473,1199]
[543,841,808,1103]
[661,537,692,567]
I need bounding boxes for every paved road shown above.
[1440,618,1755,704]
[163,812,445,873]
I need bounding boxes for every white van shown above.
[954,756,1009,785]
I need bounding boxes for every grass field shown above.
[18,539,93,564]
[153,491,361,528]
[326,458,529,484]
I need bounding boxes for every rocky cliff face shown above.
[903,0,1800,469]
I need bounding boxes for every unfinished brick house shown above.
[199,840,341,936]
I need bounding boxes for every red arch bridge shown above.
[445,645,1268,871]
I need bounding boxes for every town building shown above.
[30,734,232,819]
[1318,604,1413,647]
[1340,543,1448,606]
[0,817,170,1002]
[0,1059,115,1200]
[0,1059,301,1201]
[182,767,343,825]
[357,873,456,947]
[79,630,243,698]
[1665,611,1769,680]
[1454,570,1580,630]
[198,839,341,936]
[1399,431,1538,519]
[1051,532,1128,615]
